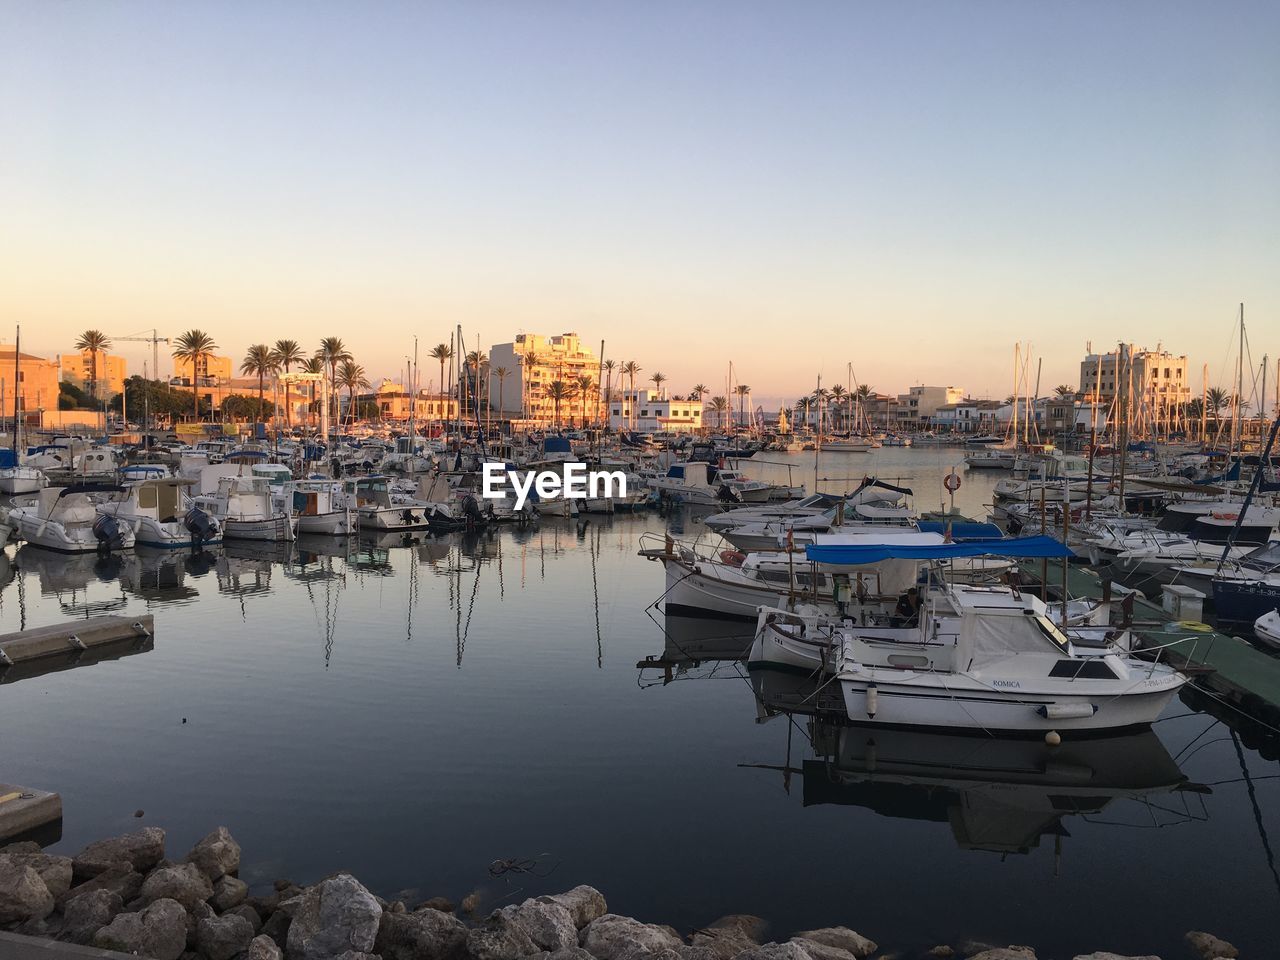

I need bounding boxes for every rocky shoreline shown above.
[0,827,1240,960]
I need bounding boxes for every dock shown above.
[0,783,62,844]
[0,615,155,672]
[1026,562,1280,735]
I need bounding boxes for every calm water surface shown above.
[1,449,1276,957]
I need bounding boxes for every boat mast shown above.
[11,325,19,456]
[1231,303,1244,451]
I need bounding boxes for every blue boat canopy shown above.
[804,535,1074,565]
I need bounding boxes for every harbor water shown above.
[1,448,1276,957]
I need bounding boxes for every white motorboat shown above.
[281,479,357,536]
[0,464,46,495]
[1255,610,1280,650]
[648,461,769,505]
[97,477,221,548]
[192,475,296,542]
[9,484,136,553]
[349,476,449,532]
[718,496,916,552]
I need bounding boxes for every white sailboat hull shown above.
[223,515,296,542]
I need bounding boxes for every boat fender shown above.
[1036,702,1097,720]
[1045,730,1062,746]
[865,683,878,719]
[719,550,746,566]
[1177,620,1213,633]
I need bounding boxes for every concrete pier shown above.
[0,616,154,669]
[0,783,61,843]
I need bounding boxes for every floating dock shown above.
[1027,563,1280,734]
[0,783,62,844]
[0,615,155,674]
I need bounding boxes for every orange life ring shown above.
[1211,511,1238,521]
[720,550,747,566]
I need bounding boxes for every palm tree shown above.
[172,330,218,420]
[576,375,595,427]
[621,361,641,427]
[545,380,572,428]
[302,356,325,422]
[315,338,351,430]
[240,344,279,423]
[602,359,616,417]
[429,343,453,400]
[494,366,510,421]
[337,359,370,427]
[74,330,111,405]
[734,384,751,429]
[829,384,847,433]
[710,395,729,430]
[1206,387,1229,419]
[1054,384,1076,399]
[271,339,305,426]
[649,371,666,398]
[464,350,487,414]
[520,350,541,420]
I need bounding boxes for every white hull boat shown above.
[1255,610,1280,650]
[10,484,136,553]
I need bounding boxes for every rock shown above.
[420,897,456,914]
[536,886,608,929]
[60,862,144,907]
[186,827,241,881]
[62,888,125,944]
[1184,932,1237,960]
[227,902,264,932]
[73,827,167,878]
[375,906,468,960]
[261,905,293,948]
[210,874,249,912]
[466,909,540,960]
[928,949,955,959]
[580,914,684,960]
[287,873,383,960]
[503,898,578,951]
[1,841,42,855]
[1071,954,1161,960]
[248,933,284,960]
[794,929,878,960]
[691,916,767,960]
[93,897,189,960]
[389,901,407,914]
[547,949,596,960]
[16,911,64,938]
[332,953,381,960]
[140,861,216,909]
[197,912,256,960]
[5,851,73,898]
[967,950,1036,960]
[0,854,55,923]
[732,944,816,960]
[787,940,857,960]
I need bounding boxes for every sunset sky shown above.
[2,1,1277,408]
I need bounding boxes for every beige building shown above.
[893,386,966,426]
[0,347,61,417]
[172,353,234,385]
[60,349,128,398]
[361,380,459,423]
[1079,347,1190,408]
[487,332,601,425]
[609,389,703,433]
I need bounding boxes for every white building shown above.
[894,386,966,427]
[609,389,703,434]
[487,332,600,425]
[1079,346,1190,408]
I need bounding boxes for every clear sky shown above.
[2,1,1277,408]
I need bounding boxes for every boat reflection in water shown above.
[637,614,755,686]
[750,668,1208,857]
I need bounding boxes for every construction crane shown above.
[109,330,170,381]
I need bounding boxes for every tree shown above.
[271,339,305,425]
[494,366,510,422]
[302,356,325,418]
[520,350,540,420]
[172,329,218,419]
[464,350,487,415]
[622,361,641,427]
[649,371,666,397]
[735,384,751,429]
[1054,384,1076,399]
[1206,387,1229,418]
[222,394,274,422]
[602,359,616,418]
[429,343,453,401]
[316,338,351,432]
[240,344,279,423]
[75,330,111,405]
[829,384,847,432]
[710,395,728,430]
[576,375,595,427]
[337,359,370,427]
[545,380,572,428]
[59,380,90,410]
[109,376,193,421]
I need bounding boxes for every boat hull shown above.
[222,515,296,542]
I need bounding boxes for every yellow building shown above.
[362,380,459,423]
[488,332,601,425]
[172,353,234,384]
[60,349,128,398]
[0,347,61,417]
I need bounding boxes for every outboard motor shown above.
[716,484,742,504]
[92,514,126,551]
[462,495,484,526]
[184,506,219,546]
